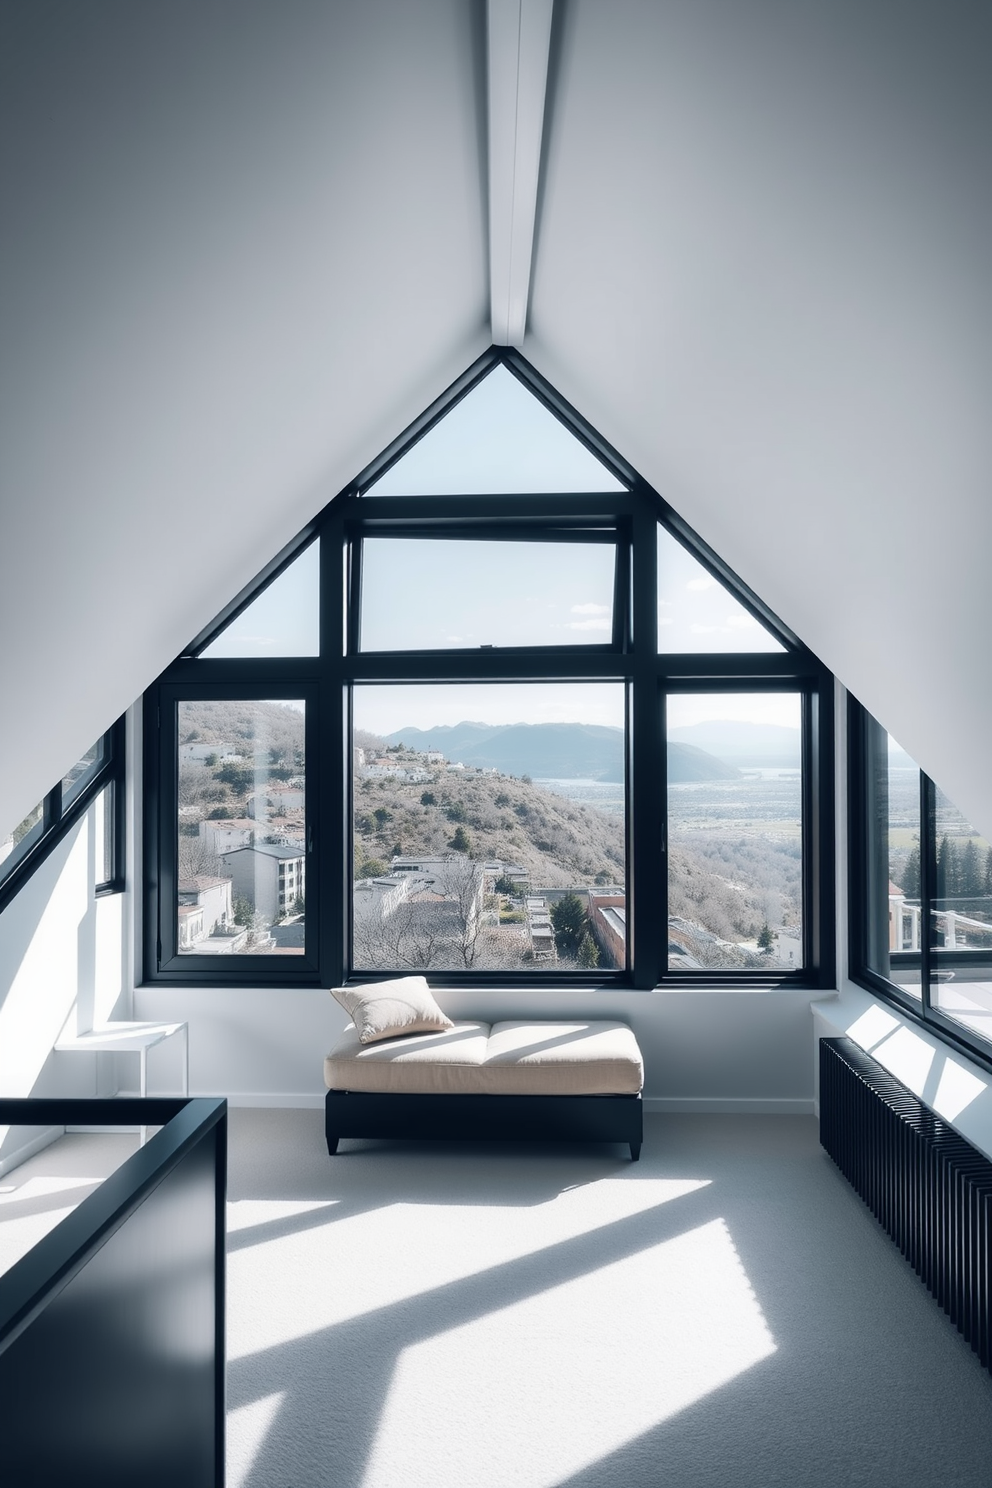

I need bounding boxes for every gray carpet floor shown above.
[226,1110,992,1488]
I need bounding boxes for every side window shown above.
[851,701,992,1056]
[0,719,124,909]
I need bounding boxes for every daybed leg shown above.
[327,1135,340,1155]
[629,1140,641,1162]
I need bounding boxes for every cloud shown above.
[570,602,610,615]
[568,618,612,631]
[725,614,757,629]
[658,616,675,627]
[685,577,717,592]
[690,623,720,634]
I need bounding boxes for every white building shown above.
[219,843,305,924]
[197,817,255,855]
[177,875,234,941]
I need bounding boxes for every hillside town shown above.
[176,711,813,970]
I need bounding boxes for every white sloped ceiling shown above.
[0,0,489,836]
[528,0,992,838]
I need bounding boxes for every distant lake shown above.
[537,767,804,827]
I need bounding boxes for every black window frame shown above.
[0,716,125,915]
[145,678,319,984]
[143,348,834,991]
[848,696,992,1071]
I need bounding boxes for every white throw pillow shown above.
[330,976,453,1044]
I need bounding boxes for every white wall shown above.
[131,981,820,1113]
[0,803,129,1173]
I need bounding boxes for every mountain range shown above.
[667,719,801,768]
[383,721,740,783]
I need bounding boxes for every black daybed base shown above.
[325,1090,643,1161]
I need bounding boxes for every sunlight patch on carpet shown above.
[227,1177,709,1362]
[360,1217,775,1488]
[227,1390,286,1488]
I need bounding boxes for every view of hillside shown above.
[175,700,306,956]
[170,700,804,971]
[356,718,803,972]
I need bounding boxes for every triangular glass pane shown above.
[657,526,785,653]
[365,365,626,495]
[199,542,319,658]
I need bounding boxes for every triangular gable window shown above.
[364,365,626,495]
[657,525,785,654]
[198,542,319,658]
[149,349,832,992]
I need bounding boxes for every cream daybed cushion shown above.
[323,1020,643,1098]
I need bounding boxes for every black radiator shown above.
[819,1036,992,1373]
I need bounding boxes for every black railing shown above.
[0,1097,226,1488]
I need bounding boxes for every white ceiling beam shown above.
[487,0,554,347]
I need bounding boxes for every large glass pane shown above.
[931,786,992,1043]
[658,526,784,653]
[360,538,615,651]
[0,799,45,879]
[666,694,803,970]
[863,725,923,1000]
[352,683,625,972]
[365,366,626,495]
[199,543,318,658]
[176,700,306,956]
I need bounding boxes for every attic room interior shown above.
[2,2,992,1485]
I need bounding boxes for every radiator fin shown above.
[819,1036,992,1372]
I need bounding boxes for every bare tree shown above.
[177,835,224,881]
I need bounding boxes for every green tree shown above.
[494,874,518,895]
[446,802,467,823]
[420,791,437,806]
[449,825,472,854]
[203,752,218,768]
[550,892,587,957]
[218,762,255,796]
[292,893,305,916]
[901,842,921,898]
[373,806,393,829]
[354,845,386,880]
[233,895,254,927]
[937,835,960,901]
[577,932,600,969]
[960,839,982,899]
[757,922,776,954]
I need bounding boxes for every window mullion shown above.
[920,771,936,1017]
[630,502,661,988]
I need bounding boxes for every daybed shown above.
[323,981,644,1160]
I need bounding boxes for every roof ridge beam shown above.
[487,0,554,348]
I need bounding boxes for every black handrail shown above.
[0,1097,226,1488]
